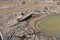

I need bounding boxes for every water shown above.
[36,15,60,39]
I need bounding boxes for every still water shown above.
[36,15,60,39]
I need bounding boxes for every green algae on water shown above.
[36,15,60,38]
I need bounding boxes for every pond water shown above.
[36,15,60,39]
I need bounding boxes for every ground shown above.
[0,0,60,40]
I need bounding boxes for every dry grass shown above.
[0,1,13,5]
[0,1,41,14]
[0,1,59,15]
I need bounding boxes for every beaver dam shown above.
[35,15,60,39]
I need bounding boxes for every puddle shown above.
[36,15,60,39]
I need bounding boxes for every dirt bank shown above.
[29,14,48,31]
